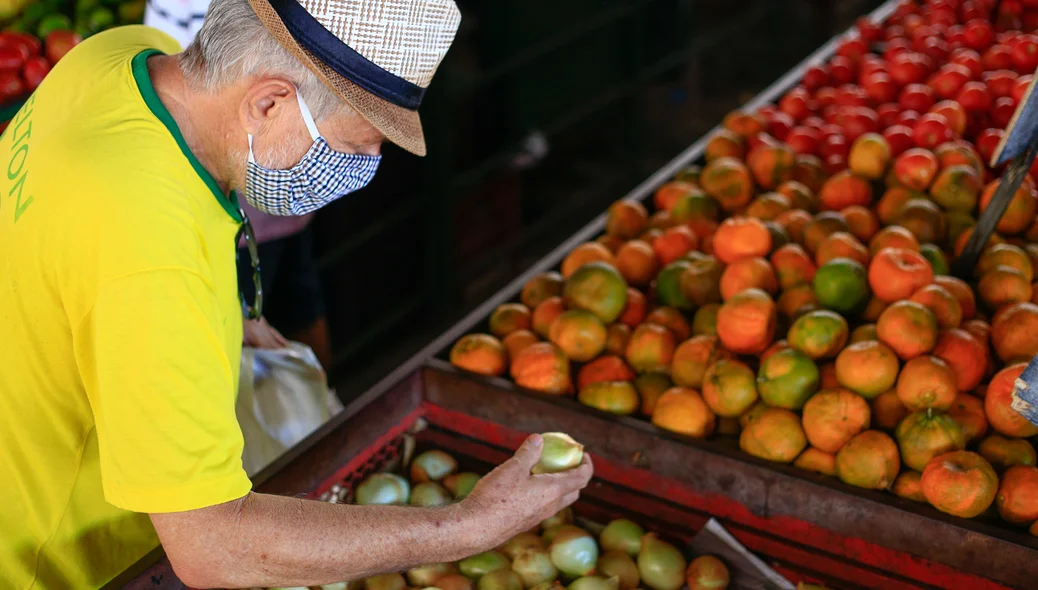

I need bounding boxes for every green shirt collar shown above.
[131,49,243,223]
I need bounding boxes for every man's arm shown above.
[152,435,593,588]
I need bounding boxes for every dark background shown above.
[308,0,885,402]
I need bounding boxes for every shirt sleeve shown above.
[73,267,252,513]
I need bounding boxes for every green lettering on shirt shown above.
[8,94,34,223]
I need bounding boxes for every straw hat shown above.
[247,0,462,156]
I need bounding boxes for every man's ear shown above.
[239,78,295,135]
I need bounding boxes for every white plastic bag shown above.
[236,343,344,476]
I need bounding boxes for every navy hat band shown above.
[266,0,426,110]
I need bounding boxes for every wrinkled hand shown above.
[243,316,288,349]
[461,434,593,548]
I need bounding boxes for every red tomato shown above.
[786,126,821,155]
[0,32,40,58]
[928,63,971,99]
[945,24,968,49]
[955,80,992,112]
[959,18,992,51]
[962,3,990,25]
[837,38,869,63]
[991,96,1017,129]
[815,86,838,109]
[1011,34,1038,73]
[822,105,841,124]
[819,123,844,142]
[0,40,28,65]
[1012,75,1032,104]
[885,24,906,41]
[842,106,879,141]
[895,2,921,21]
[984,69,1019,98]
[899,109,922,127]
[982,43,1013,70]
[44,30,81,65]
[890,52,929,86]
[857,17,882,43]
[0,45,25,72]
[21,56,49,91]
[836,84,870,107]
[949,48,983,78]
[767,111,795,141]
[802,116,825,129]
[825,153,848,174]
[903,14,926,35]
[820,132,849,160]
[877,103,902,128]
[779,87,814,121]
[757,105,778,119]
[929,100,967,137]
[829,56,856,85]
[884,38,914,62]
[919,35,950,62]
[927,8,958,27]
[883,124,916,156]
[911,23,938,43]
[913,113,954,148]
[802,65,830,91]
[859,56,888,79]
[7,32,39,57]
[899,83,936,112]
[0,71,24,102]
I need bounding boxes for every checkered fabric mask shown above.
[244,89,381,216]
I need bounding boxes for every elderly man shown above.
[0,0,593,588]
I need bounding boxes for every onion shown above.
[459,551,511,579]
[355,473,411,505]
[444,472,482,499]
[685,555,729,590]
[566,577,619,590]
[549,525,598,577]
[596,551,639,590]
[408,564,457,587]
[434,573,475,590]
[410,482,453,507]
[411,450,459,482]
[540,507,573,531]
[599,519,644,557]
[365,573,407,590]
[477,569,524,590]
[500,532,546,560]
[511,548,558,588]
[636,534,686,590]
[533,433,585,474]
[318,584,350,590]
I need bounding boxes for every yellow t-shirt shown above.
[0,26,252,588]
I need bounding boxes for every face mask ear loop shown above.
[247,134,257,164]
[295,88,322,141]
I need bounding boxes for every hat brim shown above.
[247,0,427,156]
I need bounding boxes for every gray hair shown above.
[178,0,346,121]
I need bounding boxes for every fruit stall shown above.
[0,0,141,130]
[112,0,1038,588]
